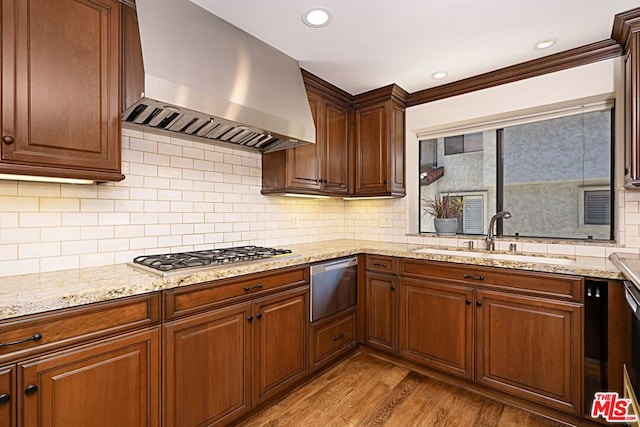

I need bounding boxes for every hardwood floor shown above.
[238,352,566,427]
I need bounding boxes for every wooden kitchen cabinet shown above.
[311,307,357,371]
[475,290,583,414]
[399,278,473,379]
[262,71,350,196]
[163,268,310,425]
[254,287,309,405]
[0,365,14,427]
[19,327,159,427]
[1,0,124,182]
[366,272,398,355]
[614,9,640,188]
[164,302,252,427]
[353,86,407,197]
[394,257,584,415]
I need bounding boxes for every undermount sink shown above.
[412,248,576,265]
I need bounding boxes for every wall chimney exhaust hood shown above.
[122,0,316,153]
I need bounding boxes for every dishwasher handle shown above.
[311,257,358,274]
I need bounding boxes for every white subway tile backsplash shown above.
[20,212,61,227]
[19,242,60,258]
[43,227,81,242]
[0,196,39,212]
[0,244,18,260]
[99,212,130,226]
[62,240,97,255]
[41,255,79,272]
[130,137,158,153]
[0,181,18,196]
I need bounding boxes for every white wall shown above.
[0,129,345,277]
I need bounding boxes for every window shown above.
[584,189,611,225]
[419,102,614,240]
[444,132,483,155]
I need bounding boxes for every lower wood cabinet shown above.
[164,286,310,426]
[365,272,398,355]
[311,308,356,371]
[254,287,309,405]
[18,327,160,426]
[396,258,584,415]
[0,365,14,427]
[475,290,583,414]
[399,278,473,379]
[164,303,252,427]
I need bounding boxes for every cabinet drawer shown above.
[366,255,398,274]
[0,293,160,364]
[401,259,582,302]
[312,309,356,369]
[164,266,309,320]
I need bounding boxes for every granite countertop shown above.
[609,252,640,290]
[0,239,625,322]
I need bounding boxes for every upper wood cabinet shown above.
[353,85,407,197]
[262,70,407,198]
[262,71,350,196]
[1,0,124,182]
[614,9,640,188]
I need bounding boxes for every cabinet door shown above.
[311,309,356,371]
[475,290,583,414]
[19,328,159,427]
[285,93,322,190]
[366,272,397,354]
[321,100,349,194]
[399,279,473,379]
[355,103,389,194]
[1,0,122,180]
[164,302,252,427]
[0,365,14,427]
[254,287,309,405]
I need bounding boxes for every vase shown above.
[434,218,458,236]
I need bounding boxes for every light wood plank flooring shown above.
[238,352,566,427]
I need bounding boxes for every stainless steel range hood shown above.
[122,0,315,152]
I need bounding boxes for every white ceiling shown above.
[191,0,640,96]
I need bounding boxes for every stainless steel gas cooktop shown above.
[130,245,295,277]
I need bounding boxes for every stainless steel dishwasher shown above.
[310,256,358,322]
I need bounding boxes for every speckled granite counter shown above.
[0,239,625,321]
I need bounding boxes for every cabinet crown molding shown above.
[612,7,640,48]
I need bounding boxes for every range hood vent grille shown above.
[123,100,297,152]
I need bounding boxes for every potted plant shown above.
[423,194,463,236]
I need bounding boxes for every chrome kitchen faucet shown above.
[485,211,512,250]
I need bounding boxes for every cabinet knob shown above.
[255,313,262,319]
[323,178,328,183]
[383,179,387,184]
[247,316,253,322]
[0,394,10,404]
[24,385,38,395]
[2,135,14,145]
[476,301,482,307]
[390,286,396,291]
[466,299,472,305]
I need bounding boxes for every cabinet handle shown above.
[243,283,264,292]
[255,313,262,319]
[24,385,38,395]
[465,299,472,305]
[0,394,9,404]
[390,286,396,291]
[323,178,328,183]
[331,332,345,341]
[463,274,484,281]
[247,316,253,322]
[383,180,387,184]
[373,262,388,268]
[1,135,14,145]
[476,301,482,307]
[0,332,42,348]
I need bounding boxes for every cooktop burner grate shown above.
[133,246,293,273]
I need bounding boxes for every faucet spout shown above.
[485,211,511,250]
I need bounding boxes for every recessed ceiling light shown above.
[533,38,557,50]
[431,71,448,80]
[302,7,333,28]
